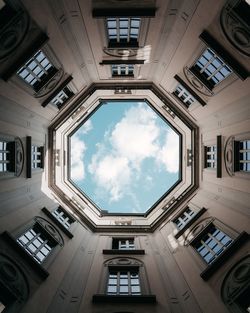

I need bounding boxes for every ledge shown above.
[1,231,49,280]
[200,231,249,281]
[92,294,156,303]
[103,249,145,255]
[42,207,74,239]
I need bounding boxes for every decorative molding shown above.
[105,257,142,267]
[174,74,207,106]
[0,253,29,303]
[184,217,214,246]
[35,217,64,246]
[220,0,250,57]
[103,47,138,58]
[183,67,213,97]
[224,136,235,176]
[174,207,207,239]
[35,69,64,99]
[222,255,250,307]
[15,137,24,177]
[0,10,30,60]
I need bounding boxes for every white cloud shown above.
[70,120,92,181]
[110,104,159,167]
[87,104,179,205]
[81,119,93,134]
[71,136,86,181]
[157,130,179,173]
[89,154,131,201]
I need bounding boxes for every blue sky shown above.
[70,101,180,214]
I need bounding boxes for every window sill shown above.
[174,207,207,239]
[103,249,145,255]
[1,231,49,280]
[200,231,249,281]
[42,207,74,239]
[92,294,156,303]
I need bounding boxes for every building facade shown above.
[0,0,249,312]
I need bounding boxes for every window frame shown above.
[50,85,75,109]
[41,207,75,239]
[190,47,233,91]
[16,49,57,93]
[204,144,217,169]
[173,84,196,108]
[186,218,249,280]
[103,237,145,255]
[111,64,134,77]
[107,268,141,296]
[17,223,57,264]
[234,139,250,173]
[106,17,141,48]
[0,140,15,174]
[172,206,207,239]
[190,222,233,265]
[92,258,156,303]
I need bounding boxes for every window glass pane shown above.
[120,286,129,293]
[107,286,117,293]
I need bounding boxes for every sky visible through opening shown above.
[70,101,180,214]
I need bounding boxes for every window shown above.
[52,207,74,229]
[0,140,15,173]
[112,238,135,250]
[107,269,141,295]
[173,84,195,107]
[111,65,134,76]
[107,18,140,47]
[235,140,250,172]
[190,48,232,90]
[17,50,57,92]
[192,224,232,264]
[32,145,43,169]
[174,207,196,230]
[51,86,74,109]
[205,145,217,169]
[17,223,56,264]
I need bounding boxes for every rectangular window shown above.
[173,84,195,107]
[112,238,135,250]
[107,18,140,47]
[111,64,134,76]
[173,207,196,230]
[52,207,74,229]
[206,145,217,169]
[32,146,42,169]
[191,48,232,90]
[0,140,15,173]
[192,224,232,264]
[17,50,57,92]
[107,269,141,295]
[51,86,74,109]
[239,140,250,172]
[17,224,56,264]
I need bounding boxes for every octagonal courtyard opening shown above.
[69,100,182,215]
